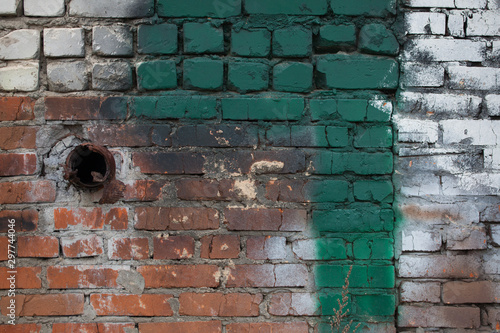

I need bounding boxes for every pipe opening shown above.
[65,144,115,188]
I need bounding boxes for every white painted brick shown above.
[490,0,500,9]
[24,0,65,16]
[442,120,500,145]
[485,95,500,116]
[398,203,480,225]
[405,12,446,35]
[47,61,89,92]
[404,0,455,7]
[484,148,500,169]
[447,227,488,250]
[401,62,444,87]
[404,38,486,62]
[399,174,441,197]
[44,28,85,58]
[398,92,481,117]
[400,282,441,303]
[0,0,18,15]
[397,119,438,143]
[0,29,40,60]
[69,0,154,18]
[402,230,442,252]
[455,0,487,8]
[448,11,466,37]
[467,10,500,36]
[399,254,482,278]
[483,252,500,274]
[442,173,500,196]
[448,66,499,90]
[490,225,500,245]
[0,62,39,91]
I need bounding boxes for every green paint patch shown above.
[222,97,304,120]
[131,96,217,119]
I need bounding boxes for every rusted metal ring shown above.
[64,143,116,189]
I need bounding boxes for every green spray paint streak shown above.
[305,98,396,332]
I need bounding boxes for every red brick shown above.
[0,97,36,121]
[222,151,306,174]
[176,179,245,201]
[225,208,307,231]
[133,152,205,174]
[48,265,123,289]
[44,96,127,120]
[0,126,37,150]
[0,153,37,176]
[0,267,41,289]
[247,236,287,260]
[0,237,8,261]
[123,180,166,201]
[265,179,306,202]
[52,323,136,333]
[179,293,262,317]
[398,305,480,328]
[54,208,128,230]
[0,294,84,316]
[0,323,41,333]
[0,181,56,204]
[135,207,219,230]
[0,209,38,232]
[87,124,172,147]
[138,265,220,288]
[61,235,103,258]
[154,235,194,259]
[139,321,221,333]
[226,322,309,333]
[201,235,240,259]
[226,264,308,288]
[18,236,59,258]
[108,237,149,260]
[90,294,173,316]
[443,281,499,304]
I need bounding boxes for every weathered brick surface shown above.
[138,265,220,288]
[140,321,221,333]
[54,208,128,230]
[47,266,122,288]
[179,293,263,316]
[0,153,37,176]
[61,235,104,258]
[225,208,307,231]
[135,207,218,230]
[153,235,195,259]
[226,322,309,333]
[90,294,173,316]
[226,264,308,287]
[0,294,84,316]
[0,126,37,150]
[0,267,41,289]
[0,96,35,120]
[108,237,149,260]
[51,323,135,333]
[17,236,59,258]
[201,235,241,259]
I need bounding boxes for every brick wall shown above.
[0,0,498,332]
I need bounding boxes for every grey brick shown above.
[400,282,441,303]
[442,119,500,145]
[398,92,481,117]
[448,11,466,37]
[44,28,85,58]
[397,174,441,197]
[448,65,500,90]
[402,230,442,251]
[442,173,500,196]
[485,95,500,116]
[399,254,482,278]
[0,0,19,15]
[467,10,500,36]
[93,26,133,57]
[401,62,444,87]
[0,62,39,91]
[47,61,88,92]
[69,0,154,17]
[446,227,487,250]
[24,0,64,16]
[0,29,40,60]
[396,118,438,143]
[403,0,455,7]
[92,62,133,91]
[397,154,482,174]
[398,305,480,328]
[455,0,487,8]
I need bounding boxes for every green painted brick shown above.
[353,238,394,260]
[232,29,271,57]
[184,23,224,54]
[353,180,393,203]
[368,266,395,288]
[291,126,328,147]
[354,125,393,148]
[310,99,337,121]
[158,0,241,17]
[138,24,178,55]
[326,126,349,147]
[315,238,348,260]
[131,96,217,119]
[228,61,269,92]
[319,292,350,316]
[222,98,304,120]
[306,180,349,202]
[359,23,399,56]
[316,54,399,89]
[273,27,312,57]
[183,58,224,91]
[315,265,343,287]
[136,61,177,90]
[310,151,334,174]
[245,0,328,15]
[313,206,394,233]
[311,152,393,175]
[318,24,356,50]
[330,0,396,17]
[367,100,393,122]
[273,62,313,93]
[266,125,291,146]
[337,99,368,122]
[355,294,395,316]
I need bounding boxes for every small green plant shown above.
[330,265,361,333]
